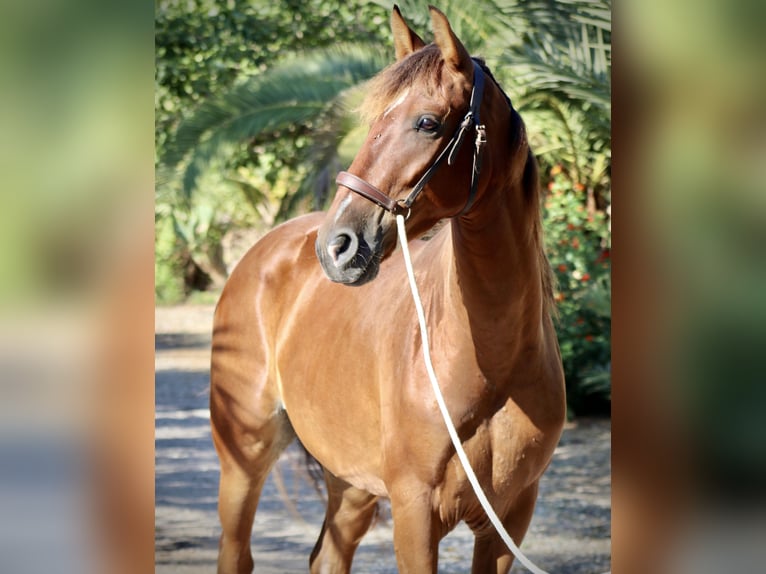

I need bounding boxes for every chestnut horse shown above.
[210,6,565,574]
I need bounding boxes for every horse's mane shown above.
[360,45,557,318]
[520,141,558,319]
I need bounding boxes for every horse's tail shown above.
[271,439,386,527]
[268,438,325,522]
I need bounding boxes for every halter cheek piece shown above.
[336,59,488,218]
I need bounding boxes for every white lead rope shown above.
[395,214,549,574]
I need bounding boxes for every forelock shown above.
[358,45,445,125]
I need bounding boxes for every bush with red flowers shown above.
[543,172,611,415]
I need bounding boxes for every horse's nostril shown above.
[327,230,358,268]
[328,234,350,259]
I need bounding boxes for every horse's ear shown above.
[391,5,425,61]
[428,5,472,75]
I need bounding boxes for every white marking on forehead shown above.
[333,194,353,224]
[383,88,409,117]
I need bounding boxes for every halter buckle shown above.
[475,124,487,153]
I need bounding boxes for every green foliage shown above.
[368,0,516,54]
[543,170,611,414]
[499,0,611,108]
[161,44,390,203]
[155,216,187,304]
[155,0,389,161]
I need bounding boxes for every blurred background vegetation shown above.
[155,0,611,415]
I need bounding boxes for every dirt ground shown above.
[156,304,611,573]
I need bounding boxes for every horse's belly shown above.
[282,374,389,497]
[338,471,389,497]
[275,299,390,495]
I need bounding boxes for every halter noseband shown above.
[336,59,488,218]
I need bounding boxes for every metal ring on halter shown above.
[395,200,412,221]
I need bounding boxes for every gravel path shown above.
[155,304,611,573]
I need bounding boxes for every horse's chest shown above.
[435,404,548,527]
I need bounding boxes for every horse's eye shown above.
[416,116,440,133]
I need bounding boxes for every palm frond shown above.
[159,44,389,201]
[503,5,610,112]
[495,0,610,33]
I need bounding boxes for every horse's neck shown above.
[445,172,548,381]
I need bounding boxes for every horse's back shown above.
[220,212,324,298]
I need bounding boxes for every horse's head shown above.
[316,6,509,285]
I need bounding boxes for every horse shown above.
[210,6,566,573]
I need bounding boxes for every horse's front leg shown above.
[470,481,539,574]
[389,481,441,574]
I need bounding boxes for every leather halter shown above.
[336,59,488,218]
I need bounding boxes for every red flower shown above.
[581,273,591,282]
[566,223,576,231]
[574,183,585,192]
[596,248,610,262]
[558,264,568,273]
[571,238,580,248]
[584,334,594,342]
